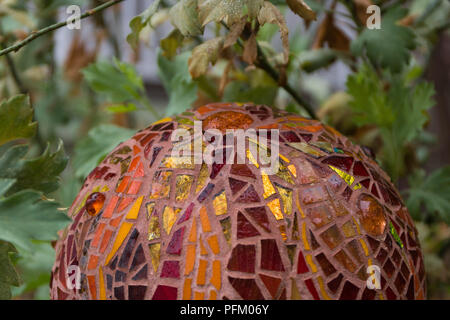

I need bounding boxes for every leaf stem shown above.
[0,0,126,57]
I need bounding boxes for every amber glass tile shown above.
[320,225,344,250]
[315,253,337,276]
[307,204,333,228]
[334,250,357,273]
[259,274,282,298]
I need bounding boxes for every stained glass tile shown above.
[210,260,221,290]
[161,260,180,279]
[276,164,295,184]
[261,239,285,271]
[228,277,264,300]
[105,222,133,264]
[166,227,185,255]
[150,171,172,199]
[152,285,178,300]
[85,192,105,216]
[207,235,220,254]
[286,245,296,267]
[327,274,343,293]
[237,212,260,239]
[115,270,126,282]
[315,253,337,276]
[148,243,161,272]
[341,220,357,238]
[229,177,247,195]
[320,225,343,250]
[149,147,163,167]
[322,156,354,172]
[230,164,256,178]
[357,194,386,236]
[132,265,148,281]
[334,250,357,273]
[125,196,143,220]
[195,163,209,193]
[309,230,320,250]
[114,286,125,300]
[219,217,232,245]
[353,161,369,176]
[175,175,194,202]
[266,198,283,220]
[259,274,282,298]
[307,204,333,228]
[118,229,139,269]
[130,244,145,272]
[163,206,180,235]
[297,250,309,274]
[212,190,227,216]
[237,185,260,203]
[245,206,271,232]
[384,258,395,278]
[339,281,359,300]
[148,210,160,241]
[288,142,324,158]
[292,212,300,240]
[227,244,256,273]
[304,279,320,300]
[301,186,327,204]
[178,202,195,225]
[197,259,208,285]
[197,183,214,203]
[275,184,293,216]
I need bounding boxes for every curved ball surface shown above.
[51,103,426,300]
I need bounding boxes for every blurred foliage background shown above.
[0,0,448,299]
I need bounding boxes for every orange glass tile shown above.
[109,215,123,227]
[117,197,135,212]
[209,290,217,300]
[188,218,197,243]
[99,266,106,300]
[183,278,192,300]
[197,259,208,285]
[127,180,142,195]
[197,105,214,115]
[125,196,144,220]
[116,176,130,193]
[105,222,133,264]
[200,237,208,255]
[185,244,196,275]
[207,235,220,255]
[128,156,141,173]
[210,260,221,290]
[100,229,114,253]
[194,291,205,300]
[103,195,119,219]
[91,223,106,248]
[199,206,211,232]
[133,145,141,155]
[87,275,97,300]
[87,255,99,270]
[133,162,145,178]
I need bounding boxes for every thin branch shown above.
[0,25,27,93]
[0,0,126,57]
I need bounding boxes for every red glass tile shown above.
[304,279,320,300]
[228,277,264,300]
[160,260,180,279]
[237,212,260,239]
[406,278,414,300]
[300,134,312,142]
[127,180,142,195]
[342,186,352,201]
[178,203,194,225]
[353,161,369,176]
[152,285,178,300]
[322,156,354,172]
[245,206,271,233]
[384,258,395,278]
[394,272,406,294]
[261,239,285,271]
[315,253,337,276]
[166,227,185,255]
[385,286,397,300]
[366,235,380,253]
[376,248,388,264]
[339,281,359,300]
[236,185,260,203]
[159,131,171,142]
[229,178,247,195]
[281,131,300,142]
[140,133,158,146]
[327,274,343,293]
[227,244,256,273]
[297,250,309,274]
[128,285,147,300]
[360,179,370,189]
[259,274,282,298]
[361,287,376,300]
[230,164,256,178]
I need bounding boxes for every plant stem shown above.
[0,0,126,57]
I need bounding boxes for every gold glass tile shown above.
[195,163,209,193]
[146,202,155,219]
[148,211,161,241]
[213,190,227,216]
[163,206,181,235]
[262,170,276,199]
[149,243,161,272]
[160,156,195,169]
[276,184,293,216]
[219,217,231,245]
[287,142,325,158]
[267,198,284,220]
[276,164,294,184]
[175,175,194,202]
[341,220,357,238]
[150,171,173,199]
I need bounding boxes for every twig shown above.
[0,25,27,93]
[0,0,126,57]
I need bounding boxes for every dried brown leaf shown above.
[353,0,373,25]
[224,16,247,49]
[243,31,258,65]
[188,37,224,78]
[312,14,350,52]
[287,0,317,21]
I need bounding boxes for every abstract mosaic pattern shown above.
[50,103,426,300]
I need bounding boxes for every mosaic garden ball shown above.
[51,102,426,300]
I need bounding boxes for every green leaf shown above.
[223,81,278,105]
[0,95,37,145]
[169,0,203,36]
[127,0,161,49]
[407,166,450,224]
[0,141,68,196]
[157,50,198,116]
[0,241,20,300]
[82,59,144,103]
[351,7,416,72]
[73,124,135,179]
[106,103,137,114]
[0,191,70,252]
[0,179,16,197]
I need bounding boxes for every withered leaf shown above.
[243,31,258,65]
[224,16,247,49]
[188,37,224,78]
[169,0,203,36]
[287,0,317,21]
[199,0,264,26]
[312,14,350,52]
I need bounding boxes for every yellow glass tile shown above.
[210,260,221,290]
[288,142,324,158]
[341,220,357,238]
[125,196,144,220]
[160,156,195,169]
[317,276,331,300]
[99,266,106,300]
[276,164,294,184]
[207,235,220,255]
[246,149,259,168]
[199,206,211,232]
[359,238,369,256]
[197,259,208,285]
[148,212,160,241]
[146,202,155,218]
[276,184,293,215]
[163,206,180,235]
[149,242,161,272]
[295,192,306,218]
[195,163,209,193]
[188,218,197,243]
[291,278,301,300]
[306,254,317,273]
[261,170,276,199]
[302,222,311,250]
[267,198,283,220]
[287,164,297,177]
[209,290,217,300]
[100,185,109,192]
[279,225,287,242]
[152,117,172,125]
[213,190,227,216]
[353,182,362,190]
[183,278,192,300]
[328,165,355,187]
[185,244,196,275]
[175,175,194,202]
[352,217,361,235]
[194,292,205,300]
[105,222,133,264]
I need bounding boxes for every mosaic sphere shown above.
[51,103,426,300]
